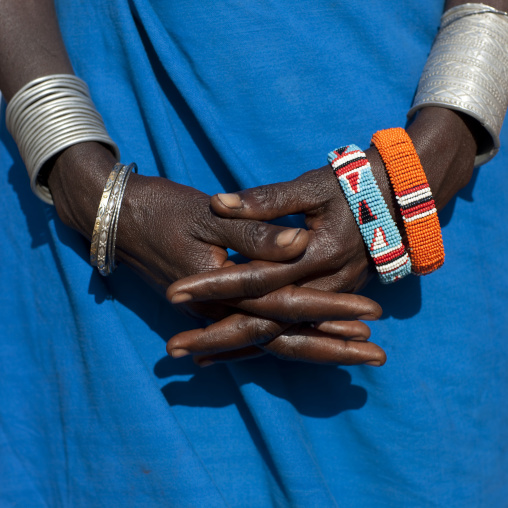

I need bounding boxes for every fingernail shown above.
[198,360,215,368]
[358,313,378,321]
[171,348,191,358]
[365,360,382,367]
[276,228,301,248]
[171,292,193,304]
[217,193,242,209]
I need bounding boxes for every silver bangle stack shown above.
[90,162,137,276]
[5,74,120,204]
[408,3,508,167]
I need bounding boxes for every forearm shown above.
[367,107,476,225]
[421,0,508,195]
[369,0,508,229]
[0,0,73,100]
[0,0,116,236]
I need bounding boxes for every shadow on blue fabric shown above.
[3,101,52,249]
[361,274,422,320]
[155,354,367,417]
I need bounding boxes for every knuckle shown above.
[298,169,333,202]
[242,221,270,252]
[215,219,271,256]
[191,207,217,242]
[280,287,306,322]
[248,185,277,208]
[185,244,223,274]
[242,268,269,297]
[266,332,307,361]
[306,237,339,269]
[237,318,280,346]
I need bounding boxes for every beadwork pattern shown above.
[328,144,411,284]
[371,128,444,275]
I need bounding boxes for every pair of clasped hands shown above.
[128,108,476,368]
[159,106,477,368]
[49,136,383,368]
[50,107,476,368]
[164,165,385,368]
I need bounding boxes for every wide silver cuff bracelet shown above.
[408,3,508,167]
[6,75,120,204]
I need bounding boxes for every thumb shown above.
[211,168,330,220]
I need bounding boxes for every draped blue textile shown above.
[1,1,507,506]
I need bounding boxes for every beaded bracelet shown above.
[371,128,444,275]
[328,145,411,284]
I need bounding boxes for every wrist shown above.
[406,107,476,210]
[47,142,118,238]
[368,107,476,229]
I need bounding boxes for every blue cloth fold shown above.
[1,1,507,506]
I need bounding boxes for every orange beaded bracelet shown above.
[371,128,444,275]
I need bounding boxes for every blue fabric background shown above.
[1,1,507,506]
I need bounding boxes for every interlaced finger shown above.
[166,311,378,360]
[203,215,310,262]
[167,234,329,304]
[167,313,289,358]
[188,324,385,367]
[209,168,335,220]
[226,286,382,323]
[260,327,386,366]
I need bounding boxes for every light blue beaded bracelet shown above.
[328,144,411,284]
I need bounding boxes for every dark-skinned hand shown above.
[47,141,383,367]
[166,107,479,365]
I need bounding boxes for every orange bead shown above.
[371,128,444,275]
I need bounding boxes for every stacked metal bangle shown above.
[408,3,508,166]
[328,145,411,284]
[371,128,445,275]
[5,74,120,204]
[90,163,137,276]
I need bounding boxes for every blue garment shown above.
[1,1,508,506]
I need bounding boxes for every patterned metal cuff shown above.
[5,75,120,204]
[408,3,508,167]
[328,145,411,284]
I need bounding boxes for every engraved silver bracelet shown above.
[6,75,120,204]
[90,162,137,276]
[408,3,508,166]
